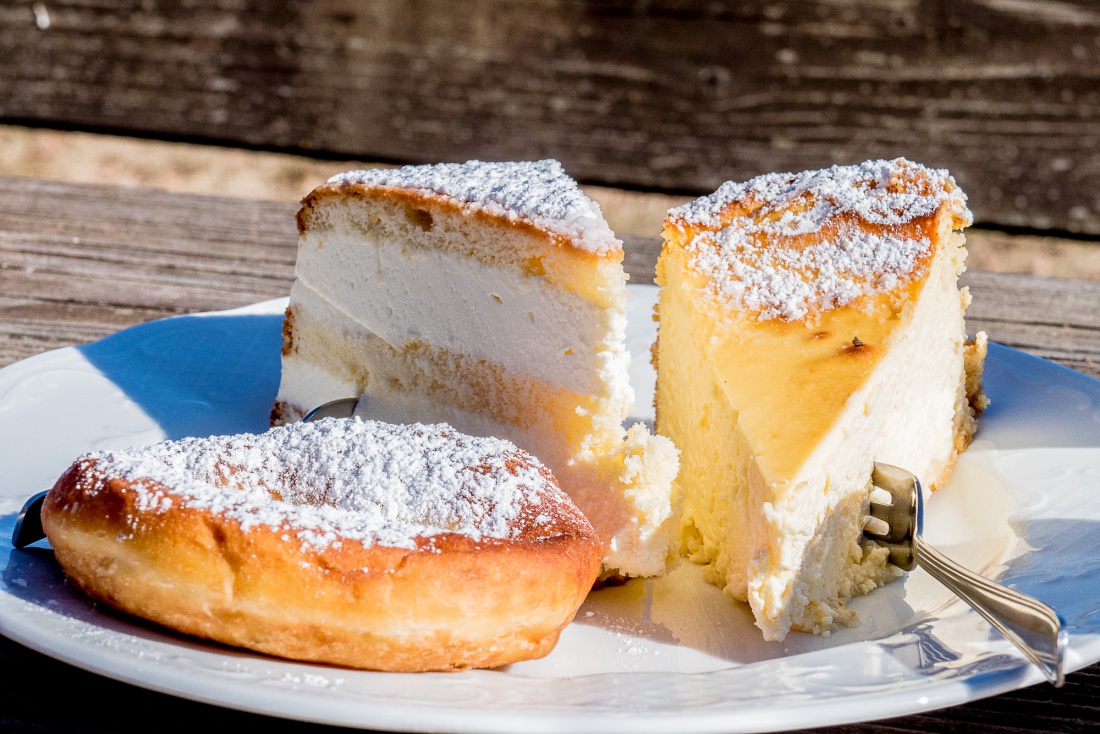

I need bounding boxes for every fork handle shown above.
[914,536,1067,686]
[11,490,49,549]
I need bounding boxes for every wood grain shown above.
[0,177,297,364]
[2,1,1100,233]
[0,176,1098,733]
[1,175,1099,378]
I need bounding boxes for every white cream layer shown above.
[277,357,358,418]
[295,228,632,401]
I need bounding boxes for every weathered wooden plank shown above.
[621,234,664,286]
[2,1,1100,232]
[0,176,298,357]
[963,270,1100,379]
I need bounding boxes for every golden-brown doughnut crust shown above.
[42,422,602,672]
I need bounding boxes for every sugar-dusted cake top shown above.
[329,160,620,254]
[667,158,972,322]
[77,418,575,551]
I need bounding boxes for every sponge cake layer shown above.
[277,160,681,579]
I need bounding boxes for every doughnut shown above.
[41,418,602,671]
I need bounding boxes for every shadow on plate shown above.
[998,517,1100,634]
[77,311,283,439]
[983,344,1100,449]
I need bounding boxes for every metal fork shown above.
[865,462,1067,686]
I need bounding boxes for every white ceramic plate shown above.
[1,285,1099,733]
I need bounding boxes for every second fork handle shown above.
[914,536,1066,686]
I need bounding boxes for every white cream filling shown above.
[276,357,358,418]
[295,228,630,400]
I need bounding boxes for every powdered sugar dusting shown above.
[329,160,620,254]
[669,159,972,321]
[78,418,567,551]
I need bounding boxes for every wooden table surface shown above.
[7,0,1100,235]
[0,175,1097,733]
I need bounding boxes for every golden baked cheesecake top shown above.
[664,158,972,323]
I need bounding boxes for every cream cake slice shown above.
[654,158,987,640]
[274,160,680,579]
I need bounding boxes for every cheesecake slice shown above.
[654,158,987,640]
[274,160,680,579]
